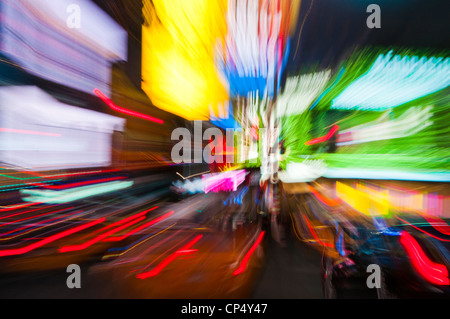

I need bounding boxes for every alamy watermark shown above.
[366,4,381,29]
[66,4,81,29]
[366,264,381,289]
[66,264,81,288]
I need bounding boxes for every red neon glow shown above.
[0,202,41,212]
[0,206,50,220]
[422,216,450,236]
[96,207,158,233]
[103,210,174,242]
[396,216,450,242]
[59,216,145,252]
[309,185,342,206]
[305,125,339,145]
[59,207,157,251]
[94,89,164,124]
[0,210,82,239]
[0,218,105,257]
[233,230,265,276]
[399,231,449,285]
[136,234,203,279]
[303,214,334,247]
[0,128,61,137]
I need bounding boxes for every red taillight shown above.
[400,231,449,286]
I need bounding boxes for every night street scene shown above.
[0,0,449,307]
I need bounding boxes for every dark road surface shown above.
[252,230,323,299]
[0,234,325,299]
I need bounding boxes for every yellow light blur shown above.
[142,0,228,120]
[336,181,389,216]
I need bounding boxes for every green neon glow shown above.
[21,181,133,204]
[331,51,450,110]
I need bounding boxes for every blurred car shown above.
[321,214,450,299]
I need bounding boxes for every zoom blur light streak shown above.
[276,70,331,118]
[421,216,450,236]
[331,51,450,110]
[20,181,134,204]
[136,234,203,279]
[336,181,389,216]
[210,102,241,130]
[305,125,339,145]
[0,128,62,137]
[0,202,41,212]
[308,185,342,207]
[94,89,164,124]
[28,176,127,190]
[217,0,291,99]
[0,168,120,181]
[400,231,449,285]
[103,210,174,242]
[0,206,50,220]
[0,86,125,170]
[141,0,228,120]
[0,207,73,229]
[396,217,450,242]
[59,207,158,251]
[202,169,246,193]
[0,0,127,97]
[0,218,105,257]
[336,106,434,146]
[323,169,450,182]
[302,215,333,248]
[355,182,447,217]
[233,230,265,276]
[59,216,146,253]
[0,210,84,241]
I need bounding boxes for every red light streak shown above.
[0,206,49,220]
[0,218,105,257]
[309,185,342,206]
[305,125,339,145]
[59,216,145,252]
[0,128,61,137]
[303,214,334,247]
[104,210,174,242]
[94,89,164,124]
[400,231,449,285]
[422,216,450,236]
[59,207,158,251]
[0,202,41,212]
[0,207,73,228]
[0,210,82,239]
[233,231,265,276]
[396,216,450,242]
[136,234,203,279]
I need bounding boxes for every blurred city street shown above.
[0,0,448,300]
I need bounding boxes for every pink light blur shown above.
[0,128,61,137]
[202,170,246,193]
